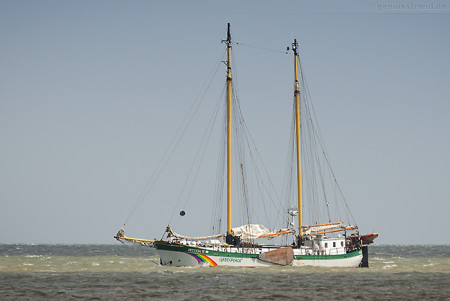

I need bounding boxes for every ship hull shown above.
[154,241,363,268]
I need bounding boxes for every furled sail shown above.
[302,222,358,236]
[231,224,294,240]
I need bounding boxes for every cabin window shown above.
[325,243,328,248]
[341,241,344,247]
[333,242,336,247]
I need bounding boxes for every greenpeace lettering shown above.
[219,257,243,263]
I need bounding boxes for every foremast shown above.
[291,39,303,240]
[225,23,232,237]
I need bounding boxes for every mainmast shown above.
[291,39,303,239]
[225,23,232,236]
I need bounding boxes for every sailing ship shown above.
[115,24,377,267]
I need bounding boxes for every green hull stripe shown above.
[154,241,258,259]
[154,241,362,260]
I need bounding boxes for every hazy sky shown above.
[1,0,449,244]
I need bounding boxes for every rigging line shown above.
[240,163,252,231]
[307,89,331,222]
[123,48,226,226]
[297,56,357,226]
[232,85,284,218]
[244,129,281,228]
[232,90,248,227]
[240,109,282,203]
[236,101,258,228]
[281,104,296,230]
[299,61,356,225]
[175,83,226,220]
[230,47,241,107]
[229,50,257,227]
[232,86,283,228]
[171,69,226,219]
[234,41,286,54]
[302,89,326,222]
[283,106,297,208]
[211,100,227,235]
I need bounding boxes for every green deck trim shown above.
[154,241,362,260]
[294,249,362,260]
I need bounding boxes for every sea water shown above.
[0,244,449,300]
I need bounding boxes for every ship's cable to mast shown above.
[173,84,226,220]
[297,55,358,227]
[122,48,225,227]
[234,42,286,54]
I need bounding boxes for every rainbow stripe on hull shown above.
[187,253,218,266]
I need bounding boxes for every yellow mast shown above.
[292,39,303,238]
[226,23,232,235]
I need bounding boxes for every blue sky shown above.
[1,0,449,244]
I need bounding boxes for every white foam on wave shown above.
[66,261,78,265]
